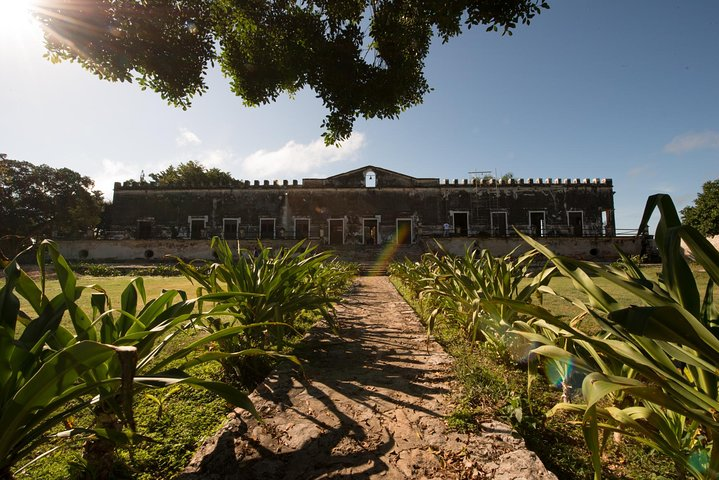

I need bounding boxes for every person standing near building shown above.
[443,222,450,237]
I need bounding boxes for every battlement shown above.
[448,177,612,187]
[114,176,613,191]
[114,179,304,190]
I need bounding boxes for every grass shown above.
[535,265,710,332]
[12,273,328,479]
[21,275,197,311]
[17,362,229,480]
[390,270,683,480]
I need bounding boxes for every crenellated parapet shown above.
[454,177,612,187]
[114,179,305,190]
[114,176,613,191]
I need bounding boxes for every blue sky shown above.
[1,0,717,231]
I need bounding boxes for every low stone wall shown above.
[427,236,643,261]
[55,239,312,262]
[53,236,644,263]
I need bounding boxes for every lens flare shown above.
[688,449,708,475]
[544,359,574,389]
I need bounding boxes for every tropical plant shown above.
[0,245,128,479]
[174,238,346,385]
[1,241,259,479]
[505,194,719,479]
[411,244,554,358]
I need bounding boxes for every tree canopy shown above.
[0,157,104,238]
[147,161,239,186]
[34,0,549,143]
[681,179,719,237]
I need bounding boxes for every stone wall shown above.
[107,166,616,243]
[427,236,642,260]
[55,236,642,263]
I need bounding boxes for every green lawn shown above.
[15,275,199,336]
[536,264,710,322]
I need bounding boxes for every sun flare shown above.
[0,0,38,35]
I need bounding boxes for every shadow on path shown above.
[179,277,556,480]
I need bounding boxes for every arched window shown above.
[365,170,376,188]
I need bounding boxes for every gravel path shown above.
[179,277,556,480]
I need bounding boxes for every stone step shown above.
[359,264,388,276]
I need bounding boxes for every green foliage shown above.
[681,179,719,237]
[390,276,623,479]
[1,240,257,479]
[506,194,719,479]
[390,198,719,478]
[391,244,554,359]
[0,157,103,238]
[72,263,182,277]
[34,0,549,143]
[146,160,239,187]
[391,257,679,479]
[0,243,124,477]
[174,238,353,385]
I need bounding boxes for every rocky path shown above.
[180,277,556,480]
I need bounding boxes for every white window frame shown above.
[450,210,470,235]
[365,170,377,188]
[188,216,208,240]
[490,211,508,236]
[362,216,381,244]
[259,217,276,239]
[222,217,240,239]
[528,211,546,236]
[327,218,346,245]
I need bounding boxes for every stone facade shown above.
[107,165,616,245]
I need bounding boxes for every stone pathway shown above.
[179,277,557,480]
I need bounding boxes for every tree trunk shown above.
[82,409,122,480]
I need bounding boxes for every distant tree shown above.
[681,179,719,237]
[34,0,549,144]
[0,158,104,238]
[148,161,238,186]
[479,172,514,181]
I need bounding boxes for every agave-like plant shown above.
[414,244,554,358]
[1,241,260,479]
[0,245,133,479]
[504,194,719,479]
[175,238,345,384]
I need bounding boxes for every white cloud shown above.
[197,148,234,169]
[176,127,202,147]
[239,133,366,180]
[93,158,138,201]
[90,133,366,200]
[664,130,719,155]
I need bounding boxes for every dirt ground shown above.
[179,277,556,480]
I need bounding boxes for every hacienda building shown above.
[105,165,616,246]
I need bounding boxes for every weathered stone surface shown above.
[493,450,558,480]
[109,165,615,242]
[179,277,557,480]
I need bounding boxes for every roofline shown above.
[302,165,439,183]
